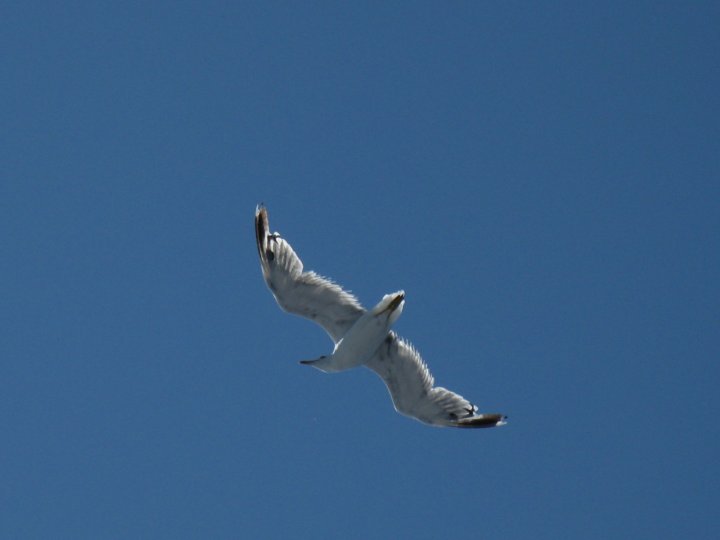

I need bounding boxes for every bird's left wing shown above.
[366,332,506,428]
[255,205,365,343]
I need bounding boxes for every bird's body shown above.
[255,205,506,429]
[301,291,405,373]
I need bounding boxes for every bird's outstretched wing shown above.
[255,205,365,343]
[366,332,507,428]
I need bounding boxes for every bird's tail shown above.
[371,291,405,315]
[371,291,405,328]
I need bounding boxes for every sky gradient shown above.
[2,3,719,538]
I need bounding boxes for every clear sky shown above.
[2,2,719,539]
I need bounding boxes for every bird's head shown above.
[299,355,336,373]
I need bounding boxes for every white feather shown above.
[255,205,506,429]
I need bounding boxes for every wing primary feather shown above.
[255,204,267,261]
[366,332,506,428]
[255,205,365,342]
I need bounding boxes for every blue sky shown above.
[2,2,719,538]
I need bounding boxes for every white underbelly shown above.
[329,314,388,371]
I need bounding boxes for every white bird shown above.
[255,205,507,429]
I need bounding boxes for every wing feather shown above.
[255,206,364,343]
[366,332,506,428]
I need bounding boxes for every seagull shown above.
[255,205,507,429]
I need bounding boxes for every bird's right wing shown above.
[366,332,506,428]
[255,205,365,343]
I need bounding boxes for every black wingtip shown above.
[255,204,268,260]
[455,414,507,429]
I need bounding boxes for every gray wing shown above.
[366,332,507,428]
[255,205,365,343]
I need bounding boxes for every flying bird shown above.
[255,205,506,428]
